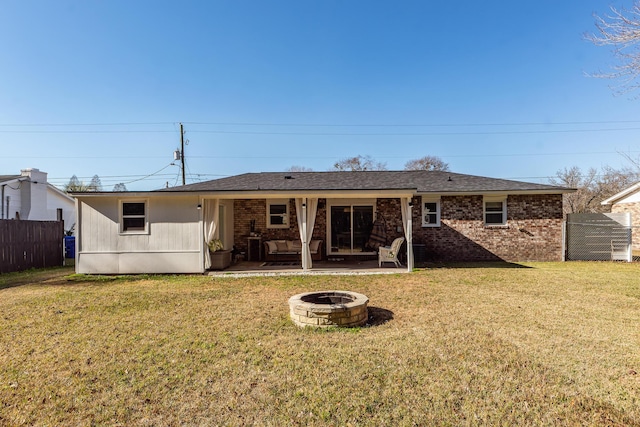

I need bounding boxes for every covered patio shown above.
[206,258,410,277]
[202,194,415,274]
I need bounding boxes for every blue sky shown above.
[1,0,639,191]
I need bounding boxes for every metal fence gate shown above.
[566,213,632,262]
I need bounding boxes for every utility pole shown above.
[180,123,186,185]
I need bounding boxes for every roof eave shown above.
[74,189,417,199]
[72,187,572,199]
[0,177,23,186]
[47,184,74,201]
[418,188,575,196]
[601,182,640,205]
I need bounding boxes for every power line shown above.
[3,119,640,127]
[2,119,640,136]
[185,150,640,160]
[181,119,640,127]
[49,173,226,180]
[3,127,640,136]
[120,163,178,185]
[0,130,175,134]
[10,150,640,164]
[185,127,640,136]
[0,122,176,127]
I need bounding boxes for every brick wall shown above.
[233,199,326,254]
[376,194,564,262]
[233,194,565,262]
[611,201,640,250]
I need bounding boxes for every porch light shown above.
[197,204,202,209]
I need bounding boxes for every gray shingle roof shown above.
[0,175,20,184]
[157,171,572,194]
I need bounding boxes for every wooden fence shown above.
[0,220,64,273]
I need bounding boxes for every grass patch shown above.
[1,262,639,425]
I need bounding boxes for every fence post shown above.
[562,220,566,262]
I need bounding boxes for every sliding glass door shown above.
[328,200,375,255]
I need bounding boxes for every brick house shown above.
[601,182,640,251]
[72,170,573,274]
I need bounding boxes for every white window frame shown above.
[421,196,441,227]
[484,195,507,226]
[267,199,290,229]
[119,199,149,234]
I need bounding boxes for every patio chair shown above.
[378,237,405,268]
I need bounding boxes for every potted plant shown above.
[208,239,224,252]
[208,239,231,270]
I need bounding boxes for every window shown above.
[267,199,289,228]
[421,197,441,227]
[121,200,148,233]
[327,199,375,254]
[484,196,507,226]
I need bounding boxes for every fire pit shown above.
[288,290,369,328]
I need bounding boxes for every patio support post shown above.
[401,197,414,272]
[296,197,318,271]
[203,198,219,270]
[302,198,308,270]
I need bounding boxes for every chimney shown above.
[19,168,49,220]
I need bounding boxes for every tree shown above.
[596,165,639,198]
[89,175,103,192]
[587,2,640,93]
[549,165,638,215]
[63,174,103,192]
[332,155,387,171]
[404,155,450,171]
[550,166,597,215]
[113,183,128,192]
[285,165,313,172]
[64,175,91,192]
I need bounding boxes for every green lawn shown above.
[1,263,639,426]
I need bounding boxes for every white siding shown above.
[77,195,203,274]
[2,184,22,219]
[1,175,74,223]
[617,191,640,204]
[46,188,76,231]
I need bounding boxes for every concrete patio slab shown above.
[206,259,409,277]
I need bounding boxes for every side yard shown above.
[1,263,639,425]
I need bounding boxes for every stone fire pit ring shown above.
[288,290,369,328]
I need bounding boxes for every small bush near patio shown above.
[1,262,639,425]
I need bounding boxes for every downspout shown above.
[1,184,4,219]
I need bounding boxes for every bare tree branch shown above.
[404,155,450,171]
[550,165,638,215]
[617,149,640,172]
[285,165,314,172]
[586,3,640,94]
[332,155,387,171]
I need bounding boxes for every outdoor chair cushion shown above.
[265,241,278,253]
[263,239,323,261]
[275,240,289,252]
